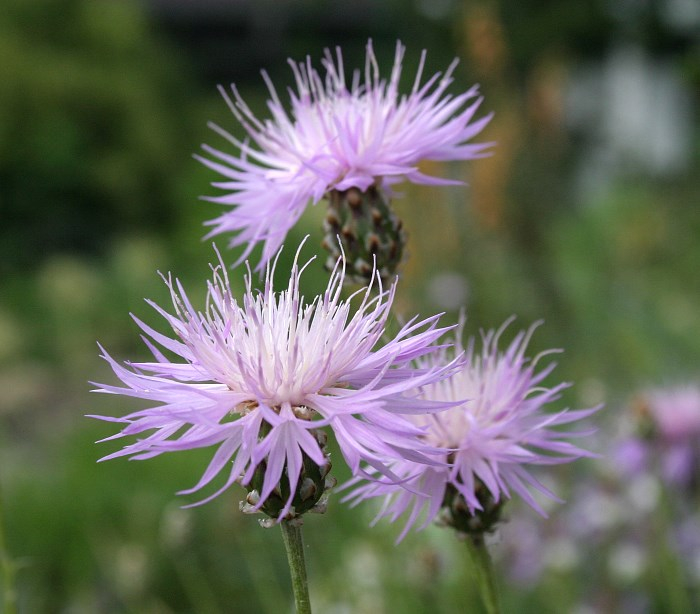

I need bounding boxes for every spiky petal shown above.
[90,241,461,520]
[197,40,493,269]
[344,317,600,540]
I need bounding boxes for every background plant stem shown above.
[0,489,17,614]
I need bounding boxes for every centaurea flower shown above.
[345,318,599,540]
[91,241,460,521]
[616,385,700,489]
[197,40,493,280]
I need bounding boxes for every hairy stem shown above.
[280,520,312,614]
[466,534,501,614]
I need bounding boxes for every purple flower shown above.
[646,385,700,442]
[344,318,600,539]
[612,437,649,477]
[196,40,493,269]
[91,241,460,520]
[644,385,700,487]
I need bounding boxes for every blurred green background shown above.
[1,0,699,612]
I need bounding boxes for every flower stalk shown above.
[465,534,500,614]
[280,520,312,614]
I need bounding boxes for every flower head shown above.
[615,384,700,488]
[197,40,493,270]
[91,241,460,520]
[344,318,600,540]
[646,385,700,487]
[646,385,700,442]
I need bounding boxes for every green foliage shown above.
[549,181,700,386]
[0,0,197,274]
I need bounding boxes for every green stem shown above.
[651,484,694,614]
[466,534,501,614]
[280,520,312,614]
[0,489,17,614]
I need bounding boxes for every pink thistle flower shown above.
[646,385,700,442]
[196,40,493,269]
[344,318,600,540]
[617,385,700,488]
[90,241,460,520]
[646,385,700,487]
